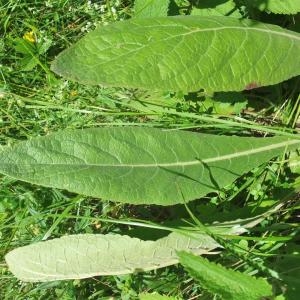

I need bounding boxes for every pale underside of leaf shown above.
[5,232,220,282]
[4,205,279,282]
[0,127,299,205]
[51,16,300,92]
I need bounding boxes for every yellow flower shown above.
[23,31,35,43]
[70,90,78,97]
[94,221,101,229]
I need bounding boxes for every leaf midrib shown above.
[142,25,300,41]
[1,139,298,168]
[88,23,300,70]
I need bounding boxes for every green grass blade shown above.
[178,251,273,300]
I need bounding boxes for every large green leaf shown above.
[134,0,170,18]
[51,16,300,92]
[246,0,300,15]
[0,127,299,205]
[4,205,278,282]
[178,251,273,300]
[5,231,220,282]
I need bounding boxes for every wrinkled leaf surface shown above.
[51,16,300,92]
[0,127,299,205]
[5,231,219,282]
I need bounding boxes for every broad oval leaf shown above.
[178,251,273,300]
[5,232,219,282]
[51,16,300,92]
[0,127,299,205]
[4,211,274,282]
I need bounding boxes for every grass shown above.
[0,0,300,299]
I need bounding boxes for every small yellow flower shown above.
[29,224,40,235]
[23,31,35,43]
[70,90,78,97]
[94,221,101,229]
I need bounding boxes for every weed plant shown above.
[0,1,299,299]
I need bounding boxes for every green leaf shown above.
[178,251,273,300]
[134,0,170,18]
[198,92,248,115]
[0,127,299,205]
[19,55,39,71]
[5,231,220,282]
[288,150,300,175]
[139,293,180,300]
[246,0,300,15]
[13,37,35,54]
[273,244,300,300]
[51,16,300,92]
[191,0,242,18]
[13,38,39,71]
[4,209,277,282]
